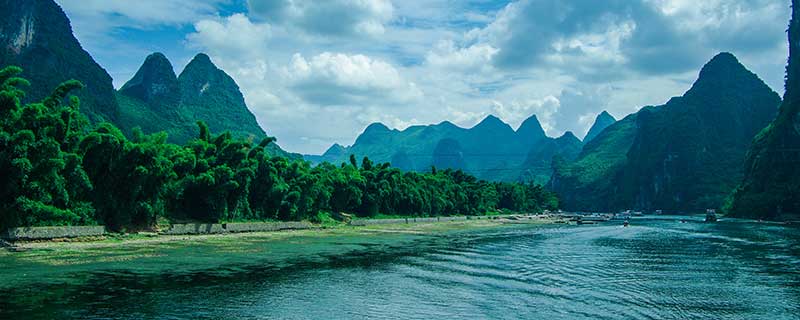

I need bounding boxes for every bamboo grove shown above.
[0,67,559,231]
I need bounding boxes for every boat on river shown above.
[705,209,718,222]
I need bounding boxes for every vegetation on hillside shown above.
[725,0,800,219]
[550,53,780,213]
[0,67,558,231]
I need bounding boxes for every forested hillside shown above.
[0,67,558,231]
[726,0,800,220]
[551,53,780,212]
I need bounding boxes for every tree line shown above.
[0,66,559,231]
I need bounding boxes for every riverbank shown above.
[3,214,799,319]
[3,215,558,253]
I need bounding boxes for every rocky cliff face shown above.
[0,0,119,122]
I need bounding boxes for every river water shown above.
[1,216,799,319]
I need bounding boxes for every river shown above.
[1,216,799,319]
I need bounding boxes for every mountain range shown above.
[3,0,796,216]
[305,114,596,183]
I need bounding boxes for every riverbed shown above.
[1,216,799,319]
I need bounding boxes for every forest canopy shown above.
[0,66,559,231]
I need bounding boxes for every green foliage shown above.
[0,66,559,230]
[0,66,94,228]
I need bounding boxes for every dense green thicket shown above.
[0,67,558,231]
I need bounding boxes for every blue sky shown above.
[57,0,791,154]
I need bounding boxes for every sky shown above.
[56,0,791,154]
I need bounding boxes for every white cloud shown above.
[285,52,423,105]
[426,40,498,73]
[187,14,271,61]
[58,0,224,27]
[63,0,789,154]
[247,0,393,38]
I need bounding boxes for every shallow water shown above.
[1,217,799,319]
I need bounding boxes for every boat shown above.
[704,209,717,222]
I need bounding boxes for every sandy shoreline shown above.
[5,217,557,252]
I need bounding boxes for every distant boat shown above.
[705,209,717,222]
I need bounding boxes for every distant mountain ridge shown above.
[306,114,582,182]
[550,52,781,212]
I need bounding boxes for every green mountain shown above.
[117,52,296,157]
[115,53,197,142]
[550,52,781,212]
[178,53,266,139]
[0,0,119,122]
[432,138,467,170]
[119,52,181,110]
[583,111,616,143]
[725,2,800,220]
[520,131,583,184]
[306,114,582,182]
